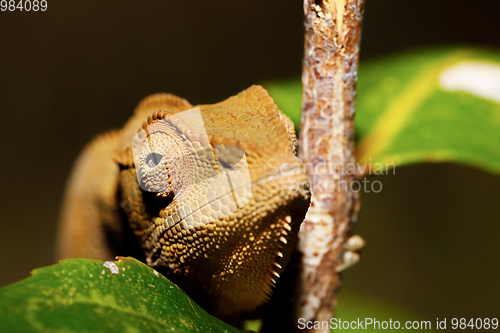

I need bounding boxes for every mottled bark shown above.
[296,0,364,331]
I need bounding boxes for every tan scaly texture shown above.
[57,85,311,322]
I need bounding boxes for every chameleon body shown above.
[57,85,311,319]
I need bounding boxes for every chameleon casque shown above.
[57,85,311,321]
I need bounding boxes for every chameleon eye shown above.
[146,153,164,168]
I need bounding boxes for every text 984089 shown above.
[1,0,47,11]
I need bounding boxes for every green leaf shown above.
[264,47,500,174]
[0,257,242,333]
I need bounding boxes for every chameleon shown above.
[57,85,311,321]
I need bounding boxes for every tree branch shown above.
[295,0,364,331]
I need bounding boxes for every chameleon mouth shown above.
[142,190,174,219]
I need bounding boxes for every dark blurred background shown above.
[1,0,499,326]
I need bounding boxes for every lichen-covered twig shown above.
[296,0,364,331]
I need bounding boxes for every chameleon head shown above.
[119,87,311,320]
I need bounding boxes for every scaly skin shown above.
[57,85,311,320]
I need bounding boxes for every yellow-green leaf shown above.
[0,257,242,333]
[264,47,500,174]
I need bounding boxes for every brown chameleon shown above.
[57,85,311,321]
